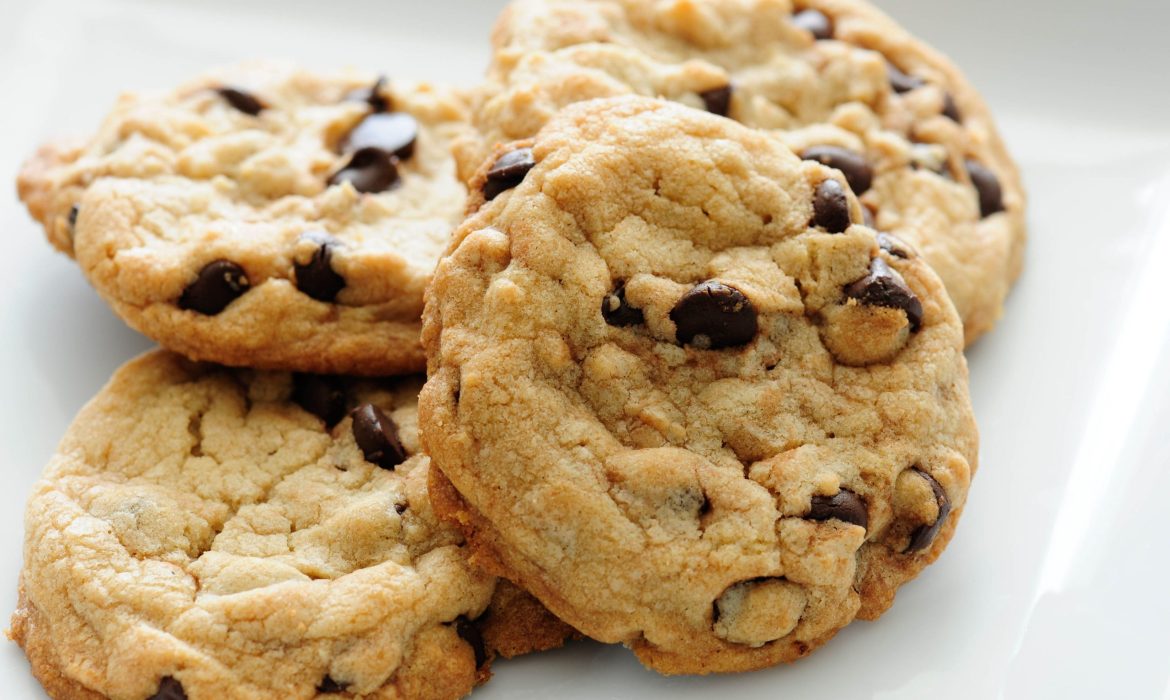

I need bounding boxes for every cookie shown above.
[10,350,573,700]
[460,0,1026,343]
[421,97,978,674]
[17,62,471,375]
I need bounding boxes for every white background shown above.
[1,0,1168,697]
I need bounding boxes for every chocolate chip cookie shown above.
[17,62,472,375]
[421,97,978,674]
[461,0,1026,343]
[10,351,573,700]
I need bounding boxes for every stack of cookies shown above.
[11,1,1025,698]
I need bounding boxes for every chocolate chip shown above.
[887,64,926,94]
[317,676,346,693]
[792,8,833,40]
[801,146,873,194]
[602,282,645,327]
[351,403,406,470]
[68,204,79,228]
[842,258,921,332]
[965,160,1005,218]
[178,260,249,315]
[905,468,951,553]
[148,677,187,700]
[482,148,536,200]
[844,257,923,331]
[293,374,347,427]
[812,179,852,233]
[808,489,868,529]
[454,616,488,669]
[294,232,345,302]
[699,84,733,117]
[942,93,962,122]
[346,75,390,113]
[217,87,265,116]
[876,232,915,259]
[328,147,399,194]
[670,281,758,349]
[342,112,418,161]
[395,502,408,515]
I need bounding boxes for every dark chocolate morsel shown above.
[942,93,962,122]
[178,260,249,315]
[293,374,347,428]
[670,281,758,349]
[148,676,187,700]
[905,468,952,553]
[351,403,407,470]
[395,502,408,515]
[294,231,346,302]
[328,147,400,194]
[482,148,536,200]
[602,282,645,327]
[699,84,733,117]
[345,75,390,113]
[876,232,916,259]
[68,204,79,228]
[792,8,833,40]
[317,676,346,693]
[342,112,418,161]
[808,489,869,529]
[812,178,852,233]
[844,257,924,331]
[801,145,873,194]
[887,63,926,94]
[217,87,265,116]
[965,159,1005,218]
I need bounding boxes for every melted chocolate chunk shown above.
[905,468,952,553]
[342,112,418,161]
[670,281,758,349]
[844,257,923,331]
[699,84,733,117]
[328,147,400,193]
[808,489,869,529]
[68,204,79,228]
[792,8,833,40]
[217,87,265,116]
[293,374,347,427]
[294,232,346,302]
[876,232,916,259]
[801,146,873,194]
[148,676,187,700]
[454,616,488,669]
[351,403,407,470]
[887,63,926,94]
[942,93,962,122]
[812,178,852,233]
[345,75,390,113]
[602,283,645,327]
[482,148,536,200]
[178,260,249,315]
[965,159,1005,218]
[317,675,346,693]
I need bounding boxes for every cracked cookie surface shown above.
[17,62,472,375]
[461,0,1025,343]
[421,97,977,674]
[10,351,572,700]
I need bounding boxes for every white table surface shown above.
[1,0,1168,697]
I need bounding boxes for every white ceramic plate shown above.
[2,0,1168,697]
